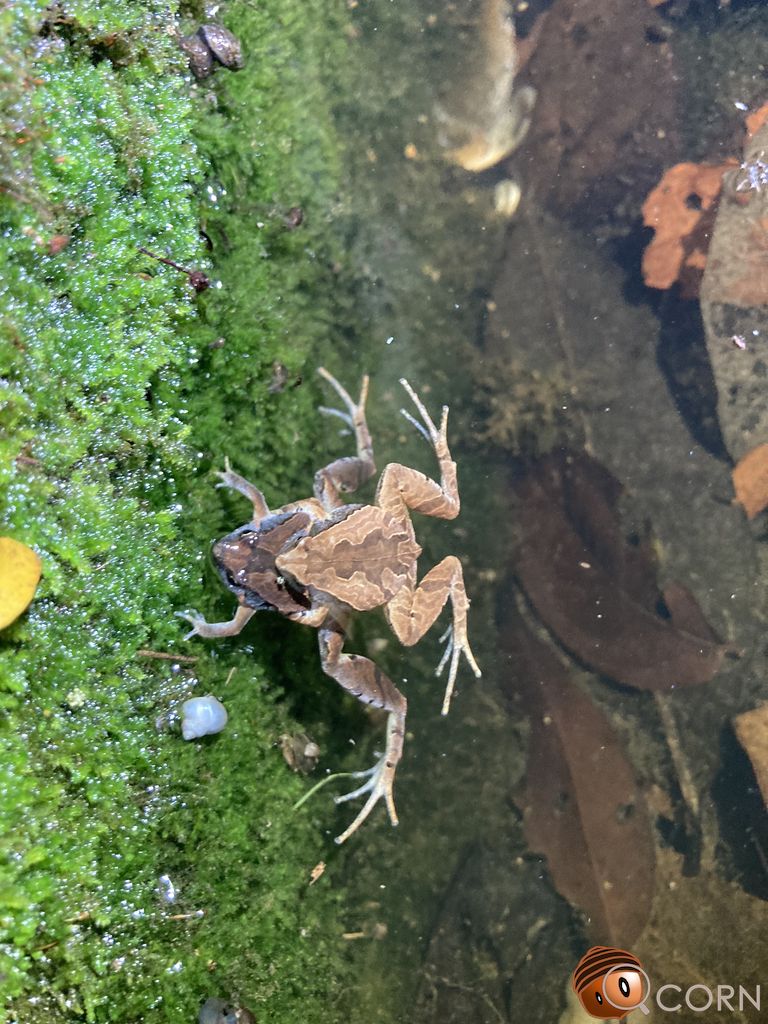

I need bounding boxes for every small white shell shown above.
[181,695,228,740]
[493,179,522,219]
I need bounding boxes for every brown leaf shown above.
[745,102,768,141]
[733,703,768,809]
[516,452,728,691]
[732,443,768,519]
[641,161,735,297]
[502,613,655,946]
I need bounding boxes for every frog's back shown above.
[276,505,421,611]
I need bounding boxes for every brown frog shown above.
[180,368,480,843]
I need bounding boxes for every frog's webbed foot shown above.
[214,457,269,522]
[317,366,369,431]
[333,748,399,845]
[315,368,376,510]
[177,604,254,640]
[436,622,482,716]
[399,377,449,457]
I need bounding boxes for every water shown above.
[327,2,768,1022]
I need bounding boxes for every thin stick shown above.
[137,649,198,664]
[292,771,365,811]
[137,246,189,274]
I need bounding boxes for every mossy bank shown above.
[0,1,362,1020]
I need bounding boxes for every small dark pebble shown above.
[283,206,304,229]
[180,24,243,79]
[179,32,213,79]
[187,270,211,293]
[198,24,244,70]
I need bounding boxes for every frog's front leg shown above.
[318,618,406,844]
[315,368,376,512]
[376,378,459,520]
[178,602,255,640]
[214,457,270,524]
[385,557,481,715]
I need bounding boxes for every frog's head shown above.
[212,512,311,615]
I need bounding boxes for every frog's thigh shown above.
[385,555,467,646]
[376,463,458,519]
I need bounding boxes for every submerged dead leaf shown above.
[641,161,735,297]
[733,704,768,809]
[732,444,768,519]
[500,610,655,946]
[745,102,768,141]
[515,452,728,691]
[0,536,41,629]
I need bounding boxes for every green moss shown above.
[1,1,358,1020]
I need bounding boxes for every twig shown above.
[654,693,699,818]
[137,649,198,664]
[292,771,364,811]
[522,204,593,452]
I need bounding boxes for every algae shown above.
[1,1,362,1021]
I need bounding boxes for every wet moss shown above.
[1,1,357,1021]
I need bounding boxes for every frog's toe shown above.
[436,624,481,715]
[399,378,449,450]
[176,609,205,640]
[333,755,398,844]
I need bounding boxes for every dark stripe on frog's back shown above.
[276,505,421,612]
[213,510,312,613]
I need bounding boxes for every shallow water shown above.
[325,2,768,1022]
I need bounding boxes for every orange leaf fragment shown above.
[745,102,768,140]
[732,444,768,519]
[733,703,768,809]
[641,161,736,296]
[0,536,42,629]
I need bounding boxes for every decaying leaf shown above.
[641,161,735,297]
[745,102,768,141]
[0,536,41,629]
[732,444,768,520]
[500,611,655,947]
[733,703,768,809]
[515,452,729,691]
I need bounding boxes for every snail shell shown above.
[198,24,244,71]
[198,998,237,1024]
[198,998,255,1024]
[181,695,228,740]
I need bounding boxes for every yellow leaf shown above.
[0,537,42,629]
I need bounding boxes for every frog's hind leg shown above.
[385,557,481,715]
[318,619,406,844]
[315,368,376,511]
